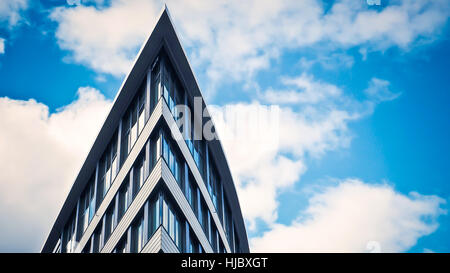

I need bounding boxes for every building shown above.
[41,7,249,253]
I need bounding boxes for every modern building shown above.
[41,7,249,253]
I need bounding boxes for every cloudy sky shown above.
[0,0,449,253]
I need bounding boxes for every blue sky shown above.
[0,0,449,252]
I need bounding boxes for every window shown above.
[188,231,200,253]
[138,83,146,135]
[102,157,111,197]
[151,60,161,111]
[115,234,128,253]
[130,102,138,149]
[79,177,95,234]
[193,140,206,179]
[186,173,197,214]
[121,113,131,162]
[160,131,182,186]
[118,176,131,221]
[200,200,209,240]
[121,78,146,161]
[208,159,223,221]
[211,224,218,253]
[162,136,169,164]
[132,215,145,253]
[162,199,168,230]
[111,140,118,179]
[63,212,76,253]
[148,196,160,239]
[104,202,115,243]
[100,133,118,198]
[88,180,96,223]
[161,194,183,249]
[160,55,184,121]
[133,154,145,194]
[92,223,102,253]
[169,208,175,240]
[224,201,232,244]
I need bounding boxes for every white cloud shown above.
[0,87,111,252]
[0,0,28,27]
[260,73,343,104]
[49,0,450,94]
[209,75,387,228]
[210,101,358,228]
[299,53,355,71]
[364,77,401,102]
[50,0,159,76]
[250,179,446,252]
[0,38,4,54]
[210,75,402,230]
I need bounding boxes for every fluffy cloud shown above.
[208,75,399,228]
[50,0,159,76]
[49,0,450,92]
[364,77,401,102]
[0,87,111,252]
[210,103,357,228]
[250,179,446,252]
[0,0,28,27]
[260,73,343,104]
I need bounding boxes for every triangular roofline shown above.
[42,5,249,253]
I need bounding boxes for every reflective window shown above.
[121,77,147,162]
[161,194,183,249]
[100,132,118,198]
[148,196,160,238]
[160,131,182,186]
[62,211,76,253]
[115,233,128,253]
[132,215,145,253]
[104,203,115,243]
[138,83,146,135]
[134,154,146,193]
[92,222,102,253]
[118,176,131,221]
[79,176,95,234]
[185,173,197,214]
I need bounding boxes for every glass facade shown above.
[53,49,246,254]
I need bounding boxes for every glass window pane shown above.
[138,108,145,134]
[111,155,118,179]
[163,137,168,163]
[163,200,168,230]
[130,122,137,147]
[169,149,174,173]
[139,163,144,188]
[104,167,111,194]
[169,209,174,239]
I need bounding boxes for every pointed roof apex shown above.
[41,4,249,253]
